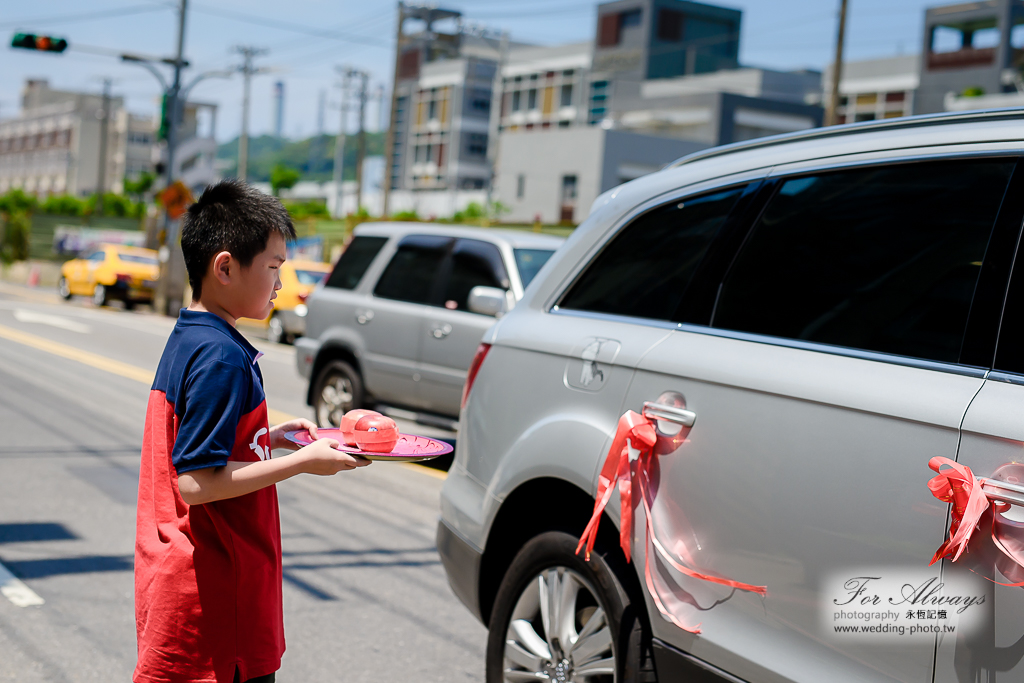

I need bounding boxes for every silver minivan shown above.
[295,223,563,425]
[438,109,1024,682]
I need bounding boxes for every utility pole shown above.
[382,2,407,218]
[825,0,849,127]
[485,31,509,216]
[355,70,369,214]
[154,0,190,316]
[95,78,112,216]
[235,46,269,182]
[332,68,351,219]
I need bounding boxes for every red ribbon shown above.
[576,411,767,633]
[928,456,1024,586]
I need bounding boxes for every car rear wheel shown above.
[486,531,657,683]
[313,360,363,428]
[268,313,289,345]
[58,277,71,300]
[92,284,108,307]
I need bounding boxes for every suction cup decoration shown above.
[576,410,767,634]
[927,457,1024,586]
[340,409,382,446]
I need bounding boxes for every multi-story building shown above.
[0,79,129,196]
[499,42,593,131]
[823,55,920,123]
[0,79,218,198]
[916,0,1024,114]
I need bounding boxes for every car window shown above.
[442,239,508,311]
[374,235,453,304]
[558,186,745,321]
[87,251,106,261]
[117,253,158,265]
[713,159,1015,364]
[514,249,554,288]
[324,236,388,290]
[294,269,327,285]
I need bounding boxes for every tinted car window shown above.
[713,159,1014,363]
[442,239,508,311]
[374,235,452,304]
[294,269,327,285]
[514,249,554,288]
[559,187,745,321]
[118,253,158,265]
[324,236,387,290]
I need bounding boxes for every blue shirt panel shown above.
[153,309,266,474]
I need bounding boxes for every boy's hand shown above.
[269,417,318,451]
[297,438,371,475]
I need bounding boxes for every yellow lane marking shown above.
[0,323,155,384]
[0,323,446,479]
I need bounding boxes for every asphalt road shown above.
[0,282,485,682]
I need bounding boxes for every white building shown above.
[824,55,920,123]
[499,42,593,131]
[0,79,218,198]
[497,126,705,224]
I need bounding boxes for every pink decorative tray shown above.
[284,429,454,462]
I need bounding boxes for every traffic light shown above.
[11,33,68,53]
[158,93,170,141]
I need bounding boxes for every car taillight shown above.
[298,292,308,303]
[116,273,132,283]
[461,343,492,410]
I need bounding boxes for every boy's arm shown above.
[178,438,369,506]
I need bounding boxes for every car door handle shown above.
[429,323,453,339]
[642,401,696,428]
[355,309,374,325]
[980,477,1024,507]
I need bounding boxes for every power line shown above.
[0,4,167,29]
[189,4,389,48]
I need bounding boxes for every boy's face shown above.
[234,232,286,320]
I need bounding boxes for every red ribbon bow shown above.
[576,411,767,633]
[928,456,1024,586]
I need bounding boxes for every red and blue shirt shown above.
[135,309,283,683]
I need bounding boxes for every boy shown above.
[134,180,368,683]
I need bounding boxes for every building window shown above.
[560,84,573,107]
[558,120,571,128]
[620,9,641,27]
[517,174,526,199]
[428,98,438,120]
[598,13,620,47]
[528,89,538,110]
[465,133,487,158]
[885,91,906,103]
[563,69,575,78]
[560,174,578,223]
[657,8,684,41]
[512,91,522,112]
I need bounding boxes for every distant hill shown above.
[217,132,386,183]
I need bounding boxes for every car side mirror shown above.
[468,286,514,318]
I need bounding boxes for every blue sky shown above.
[1,0,934,142]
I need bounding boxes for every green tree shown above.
[124,172,155,200]
[270,164,301,196]
[41,194,85,216]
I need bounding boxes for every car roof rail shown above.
[667,107,1024,169]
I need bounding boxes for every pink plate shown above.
[283,429,453,462]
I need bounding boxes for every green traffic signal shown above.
[11,33,68,53]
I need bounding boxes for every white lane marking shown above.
[13,309,91,334]
[0,561,44,607]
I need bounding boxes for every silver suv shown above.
[295,223,563,426]
[438,110,1024,682]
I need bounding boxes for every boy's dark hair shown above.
[181,179,296,299]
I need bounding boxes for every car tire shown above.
[124,299,136,311]
[485,531,657,683]
[268,313,289,345]
[58,277,72,300]
[92,284,108,307]
[313,360,363,428]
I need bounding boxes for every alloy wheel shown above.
[503,567,616,682]
[268,315,285,344]
[58,277,71,300]
[317,373,354,427]
[92,284,107,307]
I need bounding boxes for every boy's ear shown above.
[212,251,233,286]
